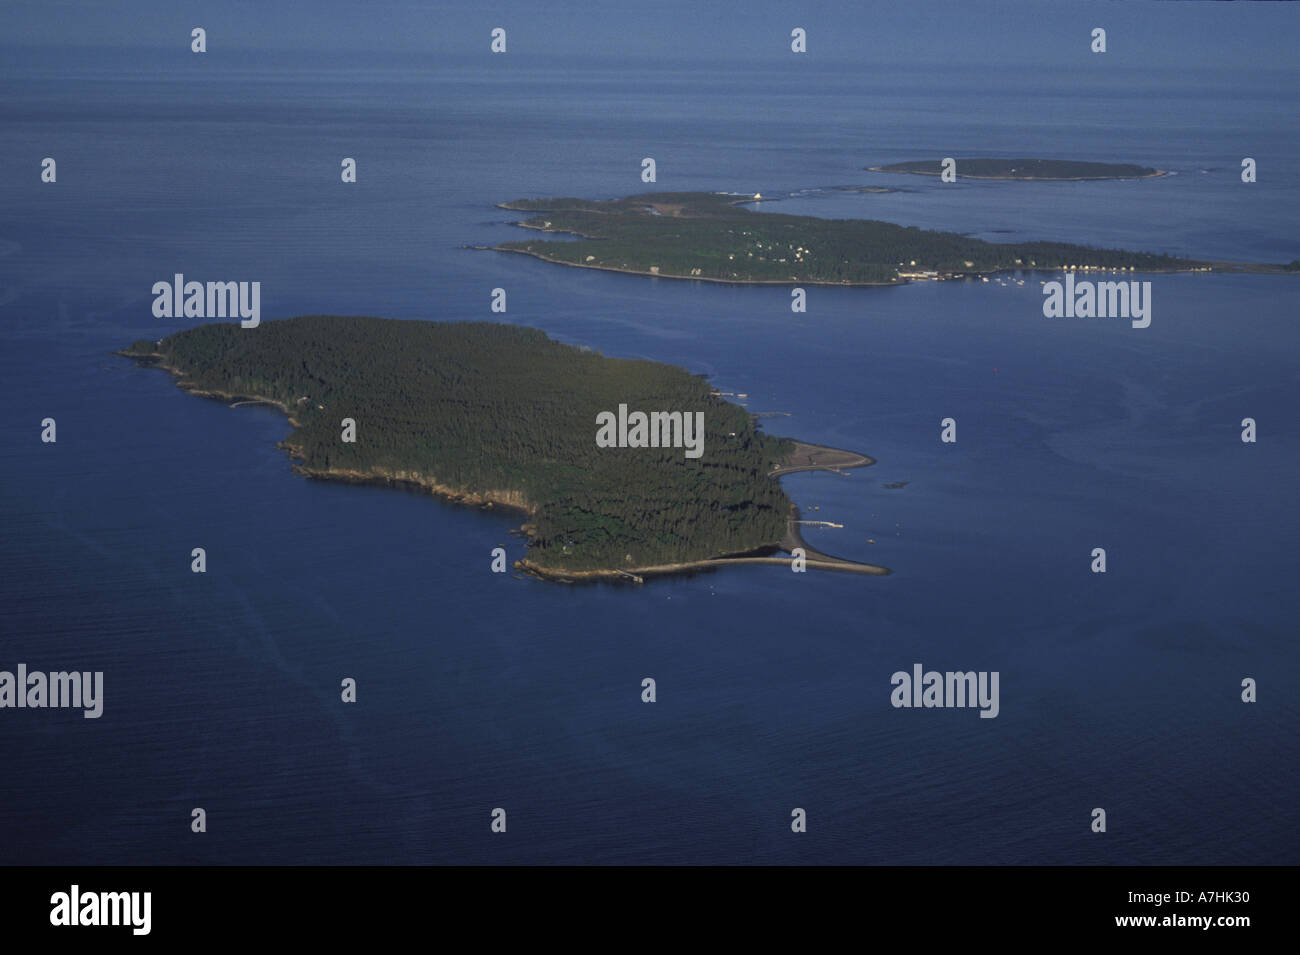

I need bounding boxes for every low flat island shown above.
[868,158,1167,180]
[120,316,886,582]
[495,191,1206,286]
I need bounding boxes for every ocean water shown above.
[1,42,1298,863]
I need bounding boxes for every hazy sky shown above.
[2,0,1297,71]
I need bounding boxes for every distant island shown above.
[120,316,886,581]
[495,191,1207,286]
[869,158,1166,181]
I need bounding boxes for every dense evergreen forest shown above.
[871,158,1162,180]
[497,192,1202,285]
[123,317,793,572]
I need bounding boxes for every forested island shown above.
[869,158,1165,180]
[120,316,885,580]
[495,191,1204,285]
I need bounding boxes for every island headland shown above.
[868,158,1168,181]
[493,191,1212,286]
[120,316,886,582]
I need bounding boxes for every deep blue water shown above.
[2,42,1298,863]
